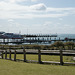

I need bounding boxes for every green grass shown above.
[1,54,75,75]
[3,54,75,62]
[0,59,75,75]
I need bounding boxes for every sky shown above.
[0,0,75,34]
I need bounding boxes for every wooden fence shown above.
[0,47,75,65]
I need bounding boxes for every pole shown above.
[1,51,4,59]
[23,48,26,62]
[60,49,63,65]
[5,49,7,59]
[9,49,11,60]
[14,50,16,61]
[38,49,42,63]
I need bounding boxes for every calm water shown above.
[58,34,75,39]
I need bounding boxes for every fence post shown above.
[23,48,26,62]
[9,49,11,60]
[1,51,4,59]
[14,50,16,61]
[5,49,7,59]
[1,46,4,59]
[38,49,42,63]
[60,49,63,65]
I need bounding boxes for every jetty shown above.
[0,33,75,44]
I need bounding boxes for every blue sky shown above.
[0,0,75,34]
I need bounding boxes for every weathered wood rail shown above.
[0,47,75,65]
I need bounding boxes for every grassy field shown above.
[4,54,75,62]
[0,58,75,75]
[1,54,75,75]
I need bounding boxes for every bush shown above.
[51,41,64,48]
[64,42,75,50]
[64,42,75,46]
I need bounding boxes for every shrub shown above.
[51,41,64,48]
[64,42,75,50]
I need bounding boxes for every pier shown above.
[0,34,75,44]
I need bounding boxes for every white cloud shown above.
[41,21,75,34]
[31,0,38,2]
[8,19,14,22]
[30,3,46,11]
[0,1,75,19]
[0,0,38,3]
[9,0,25,3]
[47,7,75,12]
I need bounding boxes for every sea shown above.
[58,34,75,39]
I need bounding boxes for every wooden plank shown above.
[42,61,60,64]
